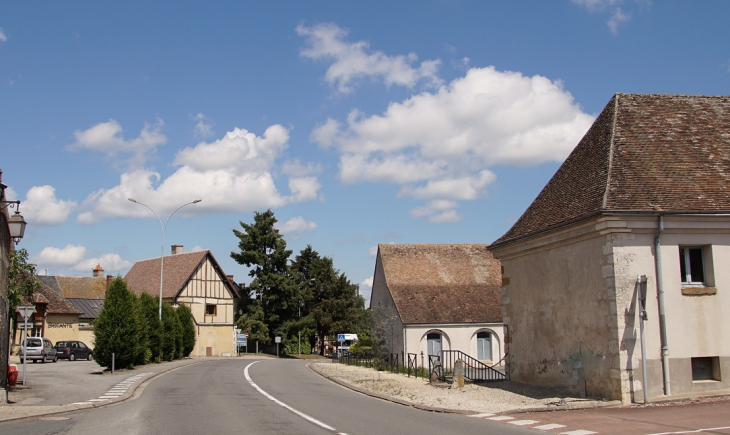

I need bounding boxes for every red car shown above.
[53,340,94,361]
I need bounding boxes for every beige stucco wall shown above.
[192,324,235,357]
[43,314,81,345]
[403,323,504,365]
[493,215,730,403]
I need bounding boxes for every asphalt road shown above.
[0,358,535,435]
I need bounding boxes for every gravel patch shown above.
[310,362,613,414]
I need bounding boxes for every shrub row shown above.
[93,277,196,370]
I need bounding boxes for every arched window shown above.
[427,332,442,356]
[477,331,492,361]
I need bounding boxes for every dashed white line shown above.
[560,430,597,435]
[488,416,515,421]
[509,419,540,426]
[469,412,495,418]
[534,423,567,430]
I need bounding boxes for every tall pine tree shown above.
[231,210,296,342]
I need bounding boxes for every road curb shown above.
[307,363,625,417]
[0,358,207,424]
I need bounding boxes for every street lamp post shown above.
[128,198,201,320]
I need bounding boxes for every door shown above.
[476,331,492,361]
[427,332,442,357]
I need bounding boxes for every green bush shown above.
[176,303,196,357]
[137,293,161,363]
[93,278,145,370]
[160,302,182,361]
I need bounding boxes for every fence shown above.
[438,350,506,382]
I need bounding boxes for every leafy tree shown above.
[231,209,297,341]
[176,303,196,357]
[160,302,182,361]
[291,246,368,354]
[7,248,41,314]
[93,277,144,370]
[137,293,162,363]
[235,297,270,350]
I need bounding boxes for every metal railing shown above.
[439,350,506,382]
[389,352,400,374]
[406,353,418,378]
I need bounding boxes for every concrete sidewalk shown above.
[1,355,240,423]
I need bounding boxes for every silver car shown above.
[20,337,58,363]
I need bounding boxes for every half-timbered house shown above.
[125,245,241,357]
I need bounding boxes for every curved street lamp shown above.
[128,198,202,320]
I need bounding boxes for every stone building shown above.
[490,94,730,402]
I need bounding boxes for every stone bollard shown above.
[452,359,465,389]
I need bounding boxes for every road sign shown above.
[338,333,345,342]
[275,336,281,343]
[18,306,34,322]
[244,332,249,338]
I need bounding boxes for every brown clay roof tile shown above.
[378,244,502,324]
[492,93,730,247]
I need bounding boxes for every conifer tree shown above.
[176,303,196,357]
[231,209,296,342]
[137,293,162,363]
[160,302,180,361]
[93,277,144,370]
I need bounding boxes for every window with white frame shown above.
[477,331,492,361]
[679,247,706,285]
[427,332,442,357]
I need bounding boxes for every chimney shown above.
[93,264,104,277]
[171,245,183,255]
[226,275,234,282]
[106,275,113,297]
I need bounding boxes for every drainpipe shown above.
[654,215,670,396]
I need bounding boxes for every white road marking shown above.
[647,427,730,435]
[534,423,567,430]
[244,361,344,434]
[469,413,495,418]
[488,416,515,421]
[560,430,597,435]
[509,419,539,426]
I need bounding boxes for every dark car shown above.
[53,340,94,361]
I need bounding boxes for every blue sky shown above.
[2,1,729,304]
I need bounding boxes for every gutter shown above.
[654,215,671,396]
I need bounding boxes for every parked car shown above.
[20,337,58,363]
[53,340,94,361]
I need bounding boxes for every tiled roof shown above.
[378,244,502,324]
[66,298,104,319]
[492,93,730,247]
[52,276,107,299]
[124,250,239,299]
[31,281,83,315]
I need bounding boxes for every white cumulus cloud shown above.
[190,112,215,138]
[572,0,643,34]
[297,22,442,93]
[76,125,321,223]
[73,253,133,273]
[275,216,317,240]
[20,185,77,225]
[67,119,167,170]
[0,27,7,42]
[312,66,594,223]
[33,245,87,268]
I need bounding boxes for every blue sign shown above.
[338,334,345,342]
[236,334,247,346]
